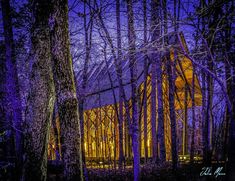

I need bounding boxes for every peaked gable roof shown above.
[76,32,202,110]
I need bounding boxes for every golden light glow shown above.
[47,34,202,162]
[84,142,87,151]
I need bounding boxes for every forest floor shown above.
[47,161,230,181]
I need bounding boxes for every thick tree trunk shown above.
[126,0,140,180]
[1,0,23,178]
[23,0,55,180]
[50,0,83,180]
[166,52,178,170]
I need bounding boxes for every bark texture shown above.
[166,52,178,170]
[50,0,83,180]
[126,0,140,180]
[23,0,55,180]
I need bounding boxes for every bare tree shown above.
[143,0,149,162]
[150,0,159,162]
[78,0,93,179]
[126,0,140,180]
[116,0,124,170]
[166,51,178,170]
[150,0,166,162]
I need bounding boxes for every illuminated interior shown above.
[48,33,202,163]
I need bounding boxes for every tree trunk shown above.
[52,105,61,161]
[183,87,188,155]
[190,71,196,162]
[205,56,214,164]
[156,54,166,162]
[143,0,148,162]
[116,0,124,169]
[95,0,132,132]
[1,0,23,178]
[23,0,55,180]
[126,0,140,180]
[227,61,235,180]
[150,0,158,162]
[166,52,178,170]
[150,0,166,162]
[150,57,158,162]
[162,0,168,45]
[158,0,167,162]
[50,0,83,180]
[78,1,93,180]
[199,1,209,164]
[224,2,235,178]
[227,47,235,178]
[201,58,209,164]
[173,0,180,32]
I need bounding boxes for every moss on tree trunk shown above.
[50,0,83,180]
[23,1,55,180]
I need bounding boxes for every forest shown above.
[0,0,234,180]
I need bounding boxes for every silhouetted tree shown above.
[1,0,23,178]
[126,0,140,180]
